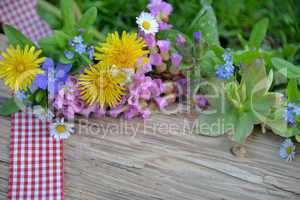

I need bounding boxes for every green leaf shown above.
[248,18,269,49]
[189,4,219,46]
[0,98,22,116]
[250,92,281,123]
[79,7,97,29]
[3,25,35,48]
[52,31,69,48]
[267,108,297,138]
[271,57,300,79]
[60,0,76,33]
[287,79,299,102]
[198,111,237,136]
[233,112,254,143]
[241,59,268,96]
[233,50,263,65]
[200,50,221,76]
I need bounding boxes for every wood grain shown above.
[1,109,300,200]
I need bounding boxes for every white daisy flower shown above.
[136,12,159,34]
[50,118,74,140]
[279,139,296,161]
[33,106,54,122]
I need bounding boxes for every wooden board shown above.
[0,97,300,199]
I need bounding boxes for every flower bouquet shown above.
[0,0,299,158]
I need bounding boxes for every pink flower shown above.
[155,96,168,109]
[66,76,77,87]
[151,79,164,96]
[194,95,209,108]
[147,0,173,17]
[80,104,97,118]
[124,107,139,120]
[157,40,170,53]
[144,34,156,48]
[63,105,75,119]
[137,62,152,75]
[141,108,151,119]
[109,106,126,118]
[155,94,177,110]
[170,53,183,67]
[176,34,186,46]
[150,53,163,66]
[159,22,172,30]
[71,99,85,113]
[94,106,106,118]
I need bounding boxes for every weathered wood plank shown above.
[1,111,300,200]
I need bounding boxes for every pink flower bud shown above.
[150,53,163,66]
[176,34,186,46]
[157,40,170,54]
[170,53,182,68]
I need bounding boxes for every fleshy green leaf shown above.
[248,18,269,49]
[79,7,97,29]
[271,57,300,79]
[189,4,219,45]
[287,79,299,102]
[233,113,254,144]
[241,59,268,96]
[3,25,35,48]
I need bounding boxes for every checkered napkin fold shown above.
[9,109,64,200]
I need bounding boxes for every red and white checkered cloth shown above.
[0,0,52,42]
[9,109,64,200]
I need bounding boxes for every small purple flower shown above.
[176,34,186,46]
[87,46,94,60]
[144,34,156,48]
[150,53,163,66]
[75,43,87,54]
[193,32,201,43]
[279,139,296,161]
[124,107,139,120]
[147,0,173,17]
[155,96,168,109]
[194,95,209,108]
[284,102,300,127]
[158,22,172,30]
[64,50,74,60]
[170,53,183,68]
[31,58,54,91]
[157,40,170,53]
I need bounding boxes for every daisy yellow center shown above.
[55,125,66,134]
[78,63,126,108]
[94,31,149,69]
[142,21,151,30]
[0,45,45,92]
[286,146,293,155]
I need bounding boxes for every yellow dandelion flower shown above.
[94,31,149,69]
[0,45,45,92]
[78,63,126,108]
